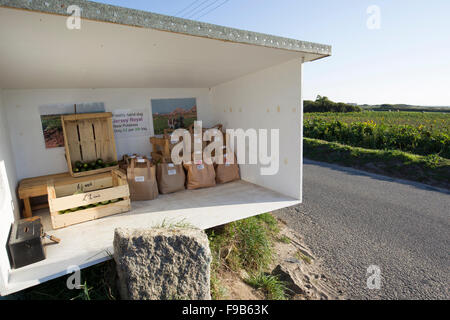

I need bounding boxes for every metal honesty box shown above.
[8,218,45,269]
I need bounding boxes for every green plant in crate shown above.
[72,159,118,172]
[59,198,124,214]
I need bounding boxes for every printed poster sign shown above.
[39,102,105,148]
[112,109,150,138]
[151,98,197,135]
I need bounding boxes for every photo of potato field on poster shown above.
[39,102,105,148]
[151,98,197,135]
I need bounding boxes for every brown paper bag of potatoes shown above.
[156,163,185,194]
[127,158,158,201]
[214,151,240,184]
[183,159,216,190]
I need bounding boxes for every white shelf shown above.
[4,180,299,295]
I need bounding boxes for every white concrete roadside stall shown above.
[0,0,331,295]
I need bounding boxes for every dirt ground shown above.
[216,219,344,300]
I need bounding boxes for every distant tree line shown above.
[304,95,362,113]
[368,104,450,113]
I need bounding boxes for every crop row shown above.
[304,111,450,135]
[304,118,450,158]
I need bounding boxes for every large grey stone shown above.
[113,227,212,300]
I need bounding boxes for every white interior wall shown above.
[0,90,18,213]
[2,88,213,181]
[0,89,19,292]
[1,59,302,200]
[211,59,302,200]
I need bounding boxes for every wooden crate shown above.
[150,128,185,163]
[189,123,224,146]
[47,169,130,229]
[150,136,172,163]
[150,124,225,163]
[61,113,119,177]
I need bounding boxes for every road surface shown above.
[275,159,450,300]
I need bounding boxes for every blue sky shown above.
[95,0,450,106]
[151,98,196,114]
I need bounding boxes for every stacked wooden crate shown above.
[149,130,173,163]
[48,169,130,229]
[150,124,225,163]
[62,113,119,177]
[50,112,131,229]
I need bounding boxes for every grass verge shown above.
[244,273,288,300]
[207,213,287,300]
[304,137,450,189]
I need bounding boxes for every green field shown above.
[303,111,450,188]
[153,113,197,135]
[305,111,450,135]
[304,111,450,158]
